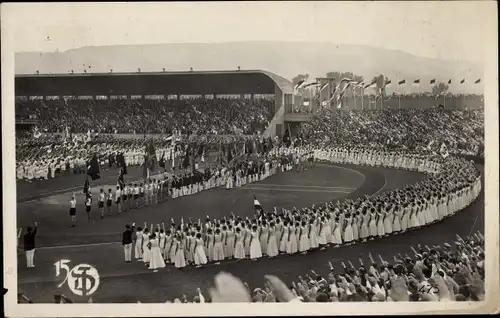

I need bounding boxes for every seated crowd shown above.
[15,97,275,135]
[298,108,484,157]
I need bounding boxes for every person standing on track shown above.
[98,189,105,219]
[116,185,122,214]
[85,193,95,223]
[69,193,77,227]
[106,188,113,216]
[23,221,38,268]
[122,222,135,263]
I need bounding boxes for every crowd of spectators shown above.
[298,108,484,157]
[15,97,275,135]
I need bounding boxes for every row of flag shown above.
[391,78,481,87]
[295,78,482,91]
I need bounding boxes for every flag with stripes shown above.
[385,79,392,88]
[254,195,264,215]
[430,79,436,85]
[475,78,481,84]
[413,79,420,86]
[460,79,465,84]
[398,79,406,86]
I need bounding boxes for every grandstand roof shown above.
[15,70,293,96]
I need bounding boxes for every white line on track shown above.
[247,184,357,190]
[37,241,120,250]
[238,187,352,193]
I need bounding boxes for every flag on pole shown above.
[294,80,306,91]
[448,79,452,85]
[460,79,465,84]
[303,82,320,88]
[83,177,90,195]
[87,154,101,180]
[398,79,406,86]
[413,79,420,87]
[253,195,264,216]
[118,168,125,189]
[430,79,436,85]
[385,79,392,88]
[474,79,481,84]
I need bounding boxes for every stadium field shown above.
[16,163,484,303]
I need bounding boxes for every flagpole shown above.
[444,94,446,109]
[353,86,356,110]
[361,88,364,111]
[398,94,401,109]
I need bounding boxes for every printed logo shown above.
[54,260,100,297]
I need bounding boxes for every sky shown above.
[4,1,495,63]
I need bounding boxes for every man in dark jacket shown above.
[24,222,38,268]
[122,222,135,262]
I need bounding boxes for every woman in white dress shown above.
[134,227,143,261]
[206,228,215,262]
[298,221,310,254]
[400,204,409,233]
[318,217,328,249]
[212,228,225,263]
[184,231,194,265]
[383,208,393,237]
[244,223,252,257]
[259,221,269,256]
[158,229,166,259]
[377,208,387,237]
[234,227,246,260]
[164,229,173,262]
[279,221,289,254]
[343,215,354,245]
[148,233,166,271]
[370,209,379,239]
[224,225,235,259]
[287,222,298,254]
[142,228,151,266]
[409,202,419,229]
[173,235,186,269]
[308,219,319,250]
[392,206,402,233]
[352,212,360,242]
[169,230,178,264]
[359,211,370,242]
[249,226,262,260]
[266,222,279,258]
[332,217,342,246]
[193,233,208,267]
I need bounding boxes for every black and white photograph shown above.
[2,1,498,316]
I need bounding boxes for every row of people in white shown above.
[124,147,480,269]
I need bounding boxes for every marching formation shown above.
[118,147,481,270]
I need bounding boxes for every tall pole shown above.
[398,94,401,109]
[361,88,364,111]
[443,94,446,109]
[353,86,356,110]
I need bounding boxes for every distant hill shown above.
[15,41,483,93]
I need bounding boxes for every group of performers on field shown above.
[116,146,481,270]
